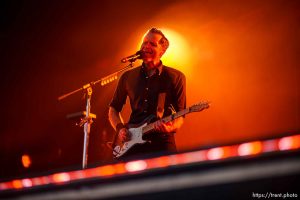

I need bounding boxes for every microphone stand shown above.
[58,61,136,169]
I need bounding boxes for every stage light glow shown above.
[12,180,22,189]
[207,147,224,160]
[238,141,262,156]
[114,163,126,174]
[181,150,207,163]
[97,165,116,176]
[0,183,7,190]
[160,29,191,71]
[22,179,32,187]
[125,160,147,172]
[52,173,70,183]
[278,135,300,151]
[137,28,192,75]
[262,139,278,152]
[279,136,294,150]
[1,134,299,192]
[155,156,171,168]
[21,154,31,168]
[32,177,42,186]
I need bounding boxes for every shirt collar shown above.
[141,61,163,76]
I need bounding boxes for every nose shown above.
[142,41,151,48]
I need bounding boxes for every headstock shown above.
[189,101,210,112]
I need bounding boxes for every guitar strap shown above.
[156,92,166,119]
[156,68,167,119]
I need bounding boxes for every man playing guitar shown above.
[108,28,186,159]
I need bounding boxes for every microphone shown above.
[121,51,142,63]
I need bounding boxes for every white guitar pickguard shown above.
[113,123,148,158]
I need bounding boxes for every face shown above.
[140,32,165,64]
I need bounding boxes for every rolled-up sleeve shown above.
[109,73,127,112]
[174,72,186,112]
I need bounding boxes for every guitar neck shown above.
[142,108,190,134]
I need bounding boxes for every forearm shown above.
[171,116,184,131]
[108,106,124,131]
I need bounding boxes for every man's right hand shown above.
[118,128,130,142]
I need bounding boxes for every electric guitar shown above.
[113,101,210,158]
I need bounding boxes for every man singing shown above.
[108,28,186,159]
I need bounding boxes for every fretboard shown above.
[142,108,190,134]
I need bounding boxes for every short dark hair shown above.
[148,28,169,53]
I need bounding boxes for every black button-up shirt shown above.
[110,62,186,155]
[110,62,186,125]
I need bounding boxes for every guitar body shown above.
[113,123,148,158]
[112,101,210,159]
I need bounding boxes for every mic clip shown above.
[121,51,142,63]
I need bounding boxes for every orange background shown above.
[1,0,299,178]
